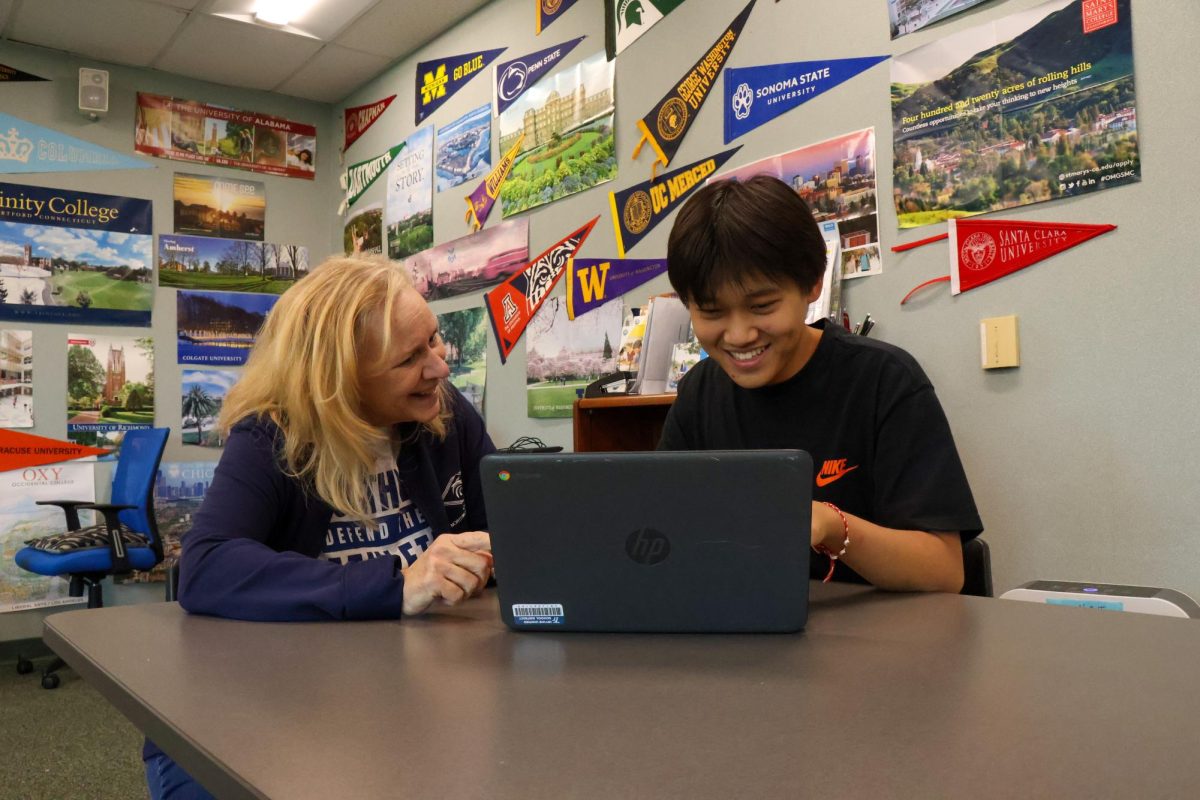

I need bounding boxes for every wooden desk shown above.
[572,393,674,451]
[45,587,1200,799]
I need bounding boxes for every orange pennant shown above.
[0,429,110,473]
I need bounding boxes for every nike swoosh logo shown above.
[815,465,859,487]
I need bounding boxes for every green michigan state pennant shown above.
[605,0,689,60]
[632,0,754,174]
[608,146,739,257]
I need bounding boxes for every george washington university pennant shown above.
[485,217,600,362]
[536,0,582,34]
[465,133,523,231]
[632,0,754,176]
[566,257,668,319]
[415,47,506,124]
[949,218,1117,294]
[609,146,739,257]
[343,95,395,152]
[0,429,109,472]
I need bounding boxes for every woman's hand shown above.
[401,531,492,615]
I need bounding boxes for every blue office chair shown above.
[14,427,169,689]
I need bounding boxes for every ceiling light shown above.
[254,0,299,26]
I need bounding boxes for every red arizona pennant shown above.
[485,217,599,363]
[343,95,396,152]
[0,429,109,473]
[949,218,1116,294]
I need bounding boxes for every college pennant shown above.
[0,429,109,472]
[605,0,689,60]
[415,47,506,124]
[465,133,524,231]
[0,63,49,82]
[339,142,405,214]
[566,258,668,319]
[485,217,600,363]
[535,0,581,34]
[949,218,1117,294]
[608,146,739,257]
[723,56,889,143]
[494,36,586,115]
[343,95,396,152]
[0,112,150,174]
[632,0,754,174]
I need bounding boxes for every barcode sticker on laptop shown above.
[512,604,565,625]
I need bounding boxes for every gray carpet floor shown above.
[0,652,149,800]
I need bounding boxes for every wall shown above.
[336,0,1200,598]
[0,39,337,641]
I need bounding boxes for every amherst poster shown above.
[891,0,1138,228]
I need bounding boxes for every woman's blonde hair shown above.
[219,255,449,524]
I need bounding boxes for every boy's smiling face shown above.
[688,274,823,389]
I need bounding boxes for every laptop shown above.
[481,450,812,633]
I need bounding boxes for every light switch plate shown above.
[980,315,1019,369]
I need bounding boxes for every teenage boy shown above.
[658,175,981,592]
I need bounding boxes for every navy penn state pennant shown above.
[724,56,889,143]
[494,36,586,116]
[415,47,506,124]
[608,147,739,257]
[632,0,754,173]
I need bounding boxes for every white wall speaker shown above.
[78,67,109,117]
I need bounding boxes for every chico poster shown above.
[0,182,153,326]
[135,92,316,180]
[891,0,1138,228]
[66,332,154,457]
[386,127,434,260]
[0,461,94,613]
[131,461,217,585]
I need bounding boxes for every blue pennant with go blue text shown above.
[415,48,506,125]
[723,56,888,143]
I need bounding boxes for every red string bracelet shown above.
[814,502,850,583]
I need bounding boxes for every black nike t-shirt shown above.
[658,320,982,582]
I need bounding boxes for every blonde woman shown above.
[148,256,496,798]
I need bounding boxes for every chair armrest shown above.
[35,499,95,531]
[78,503,139,574]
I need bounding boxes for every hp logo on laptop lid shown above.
[626,528,670,565]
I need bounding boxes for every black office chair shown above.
[961,537,993,598]
[14,428,169,688]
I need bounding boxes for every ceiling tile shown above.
[274,44,390,103]
[156,14,323,91]
[335,0,490,60]
[8,0,187,67]
[148,0,204,9]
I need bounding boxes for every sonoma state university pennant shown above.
[0,112,149,174]
[339,143,405,214]
[485,217,600,362]
[724,56,889,143]
[633,0,754,173]
[466,133,524,231]
[536,0,582,34]
[609,146,739,257]
[949,218,1116,294]
[416,47,506,124]
[344,95,396,152]
[494,36,586,116]
[566,258,668,319]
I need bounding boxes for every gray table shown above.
[45,584,1200,799]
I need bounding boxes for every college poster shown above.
[889,0,998,38]
[0,329,32,428]
[436,306,488,416]
[403,218,529,301]
[436,105,492,192]
[173,173,266,241]
[344,204,383,255]
[135,92,316,180]
[386,127,434,260]
[125,461,217,585]
[158,235,307,295]
[176,290,277,367]
[715,128,883,279]
[0,461,94,613]
[0,182,153,326]
[891,0,1138,229]
[526,297,622,418]
[66,332,154,456]
[497,51,616,217]
[181,368,238,448]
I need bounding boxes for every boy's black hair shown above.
[666,174,826,306]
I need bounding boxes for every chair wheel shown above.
[16,657,33,675]
[41,673,60,690]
